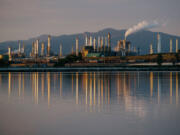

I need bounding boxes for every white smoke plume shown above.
[125,20,160,39]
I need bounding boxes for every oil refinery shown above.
[0,32,180,68]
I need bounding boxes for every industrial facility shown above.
[0,32,180,68]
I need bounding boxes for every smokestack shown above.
[85,35,88,46]
[18,41,21,54]
[170,39,173,53]
[59,44,62,58]
[93,38,96,51]
[8,47,12,61]
[176,39,179,53]
[98,36,100,52]
[150,44,153,54]
[157,33,161,53]
[104,37,107,52]
[123,40,126,49]
[34,42,37,56]
[101,37,103,51]
[22,43,25,54]
[128,44,131,52]
[90,36,92,46]
[105,37,107,46]
[108,33,111,52]
[47,35,51,56]
[36,39,39,57]
[76,37,79,56]
[117,41,120,51]
[41,42,45,57]
[32,42,35,57]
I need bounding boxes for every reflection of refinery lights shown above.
[8,72,11,98]
[101,74,104,104]
[19,73,21,97]
[150,72,153,97]
[89,73,93,112]
[41,73,44,97]
[117,73,120,103]
[72,74,74,95]
[123,73,127,97]
[170,72,172,104]
[97,73,100,111]
[60,72,63,96]
[94,72,96,105]
[6,72,179,112]
[90,73,92,106]
[76,72,79,104]
[85,72,88,105]
[22,73,24,97]
[157,73,161,104]
[47,72,51,107]
[33,72,39,104]
[36,73,39,104]
[176,72,179,105]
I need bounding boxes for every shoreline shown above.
[0,66,180,72]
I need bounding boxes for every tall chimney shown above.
[76,37,79,56]
[8,47,12,61]
[157,33,161,53]
[36,39,39,57]
[101,37,103,51]
[18,41,21,54]
[22,43,25,54]
[123,40,126,49]
[41,42,45,57]
[32,42,35,57]
[150,44,153,54]
[90,36,93,46]
[98,36,100,52]
[59,44,62,58]
[108,33,111,52]
[128,43,131,52]
[117,41,120,51]
[104,37,107,52]
[176,39,179,53]
[118,41,120,51]
[34,42,37,56]
[85,35,88,46]
[93,38,96,51]
[105,37,107,46]
[170,39,172,53]
[47,35,51,56]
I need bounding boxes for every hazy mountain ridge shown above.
[0,28,180,55]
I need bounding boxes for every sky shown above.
[0,0,180,42]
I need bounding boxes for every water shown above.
[0,71,180,135]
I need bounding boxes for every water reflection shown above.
[150,72,153,97]
[157,73,161,104]
[1,71,180,135]
[176,72,179,105]
[8,72,11,98]
[47,72,50,107]
[2,72,180,111]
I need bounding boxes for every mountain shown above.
[0,28,180,55]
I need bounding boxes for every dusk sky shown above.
[0,0,180,42]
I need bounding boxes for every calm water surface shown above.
[0,71,180,135]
